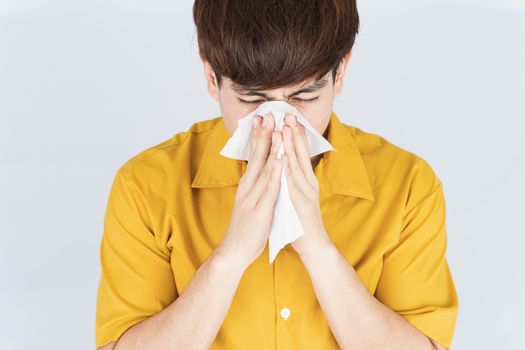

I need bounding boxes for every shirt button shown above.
[280,307,291,320]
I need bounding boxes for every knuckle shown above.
[254,151,266,164]
[235,185,246,199]
[309,189,319,201]
[238,192,253,208]
[262,160,272,177]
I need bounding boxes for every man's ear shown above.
[333,49,353,99]
[200,56,220,102]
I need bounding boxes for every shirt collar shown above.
[191,111,375,201]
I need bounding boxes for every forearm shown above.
[298,240,435,350]
[114,242,246,350]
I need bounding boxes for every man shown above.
[96,1,458,349]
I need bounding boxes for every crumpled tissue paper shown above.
[219,100,336,263]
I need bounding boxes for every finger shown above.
[249,114,262,156]
[236,114,262,194]
[282,125,312,196]
[241,113,275,189]
[256,147,283,210]
[247,131,281,203]
[246,113,274,170]
[285,113,317,185]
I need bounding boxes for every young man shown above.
[96,1,458,349]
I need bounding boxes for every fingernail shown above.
[253,117,259,128]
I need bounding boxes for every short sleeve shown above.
[374,179,458,349]
[95,170,178,348]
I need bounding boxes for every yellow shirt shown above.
[96,111,458,349]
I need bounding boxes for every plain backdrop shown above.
[1,1,524,349]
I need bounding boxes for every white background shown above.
[1,1,524,349]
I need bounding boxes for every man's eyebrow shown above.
[232,78,328,98]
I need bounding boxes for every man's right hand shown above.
[218,112,283,269]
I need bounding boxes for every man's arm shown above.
[97,242,245,350]
[279,114,457,349]
[297,239,448,350]
[96,114,282,350]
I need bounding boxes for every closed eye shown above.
[237,97,319,105]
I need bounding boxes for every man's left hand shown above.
[280,113,333,257]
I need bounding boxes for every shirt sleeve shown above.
[95,169,178,348]
[374,176,459,349]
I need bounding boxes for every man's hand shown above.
[279,113,332,257]
[218,113,284,268]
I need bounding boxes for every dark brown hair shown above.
[193,0,359,91]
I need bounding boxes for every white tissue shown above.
[220,100,335,263]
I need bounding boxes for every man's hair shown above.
[192,0,359,91]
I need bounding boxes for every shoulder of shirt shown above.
[115,116,220,181]
[346,122,443,209]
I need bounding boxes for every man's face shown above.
[217,74,335,137]
[202,52,351,137]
